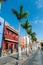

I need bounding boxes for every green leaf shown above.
[0,0,2,2]
[20,5,23,14]
[31,32,37,42]
[11,8,19,19]
[21,20,32,32]
[20,11,28,19]
[27,28,32,35]
[3,0,7,2]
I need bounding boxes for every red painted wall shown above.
[2,24,18,50]
[4,26,18,41]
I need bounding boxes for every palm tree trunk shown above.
[28,35,30,53]
[29,36,32,52]
[25,31,28,55]
[18,21,22,59]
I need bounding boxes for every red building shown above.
[0,17,31,57]
[2,22,18,56]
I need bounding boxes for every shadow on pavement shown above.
[9,55,18,60]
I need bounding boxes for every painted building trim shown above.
[7,25,18,34]
[5,38,18,43]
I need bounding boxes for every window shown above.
[7,31,10,35]
[12,33,14,37]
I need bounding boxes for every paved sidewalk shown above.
[23,50,42,65]
[0,50,37,65]
[4,55,29,65]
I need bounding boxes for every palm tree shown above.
[27,28,32,44]
[11,5,28,59]
[0,0,6,10]
[27,28,32,35]
[21,20,32,55]
[27,28,37,50]
[31,32,36,44]
[26,28,32,52]
[31,32,36,42]
[31,32,37,50]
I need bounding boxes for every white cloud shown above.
[34,20,43,24]
[35,20,39,24]
[36,0,43,8]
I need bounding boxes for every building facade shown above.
[2,22,19,56]
[0,17,18,56]
[0,17,32,57]
[20,37,26,52]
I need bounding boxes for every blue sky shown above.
[0,0,43,40]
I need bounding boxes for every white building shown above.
[23,36,30,52]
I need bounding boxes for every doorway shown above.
[6,43,8,50]
[11,44,13,53]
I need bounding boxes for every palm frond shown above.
[3,0,7,1]
[21,20,28,29]
[0,0,2,2]
[31,32,37,42]
[21,24,25,28]
[34,37,37,42]
[27,28,32,35]
[0,0,6,3]
[31,37,37,42]
[20,11,28,19]
[20,5,23,14]
[31,32,36,36]
[11,8,19,19]
[21,20,32,32]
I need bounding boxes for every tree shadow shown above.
[9,55,18,60]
